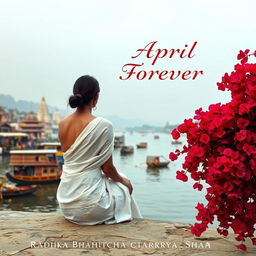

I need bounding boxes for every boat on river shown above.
[38,142,64,167]
[146,156,169,168]
[1,184,40,198]
[114,135,125,149]
[38,142,62,150]
[5,149,62,185]
[171,140,182,145]
[136,142,148,148]
[120,146,134,154]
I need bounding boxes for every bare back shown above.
[58,113,96,152]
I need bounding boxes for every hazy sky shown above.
[0,0,255,124]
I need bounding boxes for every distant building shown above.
[0,106,12,132]
[10,122,19,131]
[37,97,51,123]
[53,109,61,124]
[18,112,44,139]
[37,97,52,137]
[51,109,62,136]
[8,109,19,122]
[0,123,12,132]
[0,106,8,123]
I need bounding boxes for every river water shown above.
[0,132,208,225]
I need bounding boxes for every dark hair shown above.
[68,75,100,108]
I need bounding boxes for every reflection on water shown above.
[0,184,59,213]
[145,167,171,182]
[146,167,161,176]
[0,155,9,171]
[0,132,208,225]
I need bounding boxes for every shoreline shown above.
[1,210,255,255]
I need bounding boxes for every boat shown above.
[39,142,64,169]
[146,156,169,168]
[114,135,125,148]
[171,140,182,145]
[120,146,134,154]
[39,142,62,150]
[137,142,148,148]
[154,135,160,139]
[1,184,40,198]
[5,149,62,185]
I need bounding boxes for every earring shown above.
[93,106,97,111]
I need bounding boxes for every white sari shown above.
[56,116,142,225]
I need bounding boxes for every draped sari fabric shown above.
[56,117,142,225]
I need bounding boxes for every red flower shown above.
[243,144,256,155]
[200,134,210,144]
[171,128,180,140]
[195,203,205,210]
[191,223,207,237]
[235,244,247,251]
[193,182,203,191]
[237,49,249,60]
[241,57,248,64]
[222,230,228,236]
[238,103,251,115]
[170,50,256,250]
[169,152,178,161]
[237,118,249,129]
[176,170,188,182]
[235,130,247,141]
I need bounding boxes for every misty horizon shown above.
[0,0,255,124]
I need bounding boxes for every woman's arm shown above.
[101,156,133,194]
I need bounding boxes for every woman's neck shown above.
[75,105,92,116]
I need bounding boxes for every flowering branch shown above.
[169,50,256,251]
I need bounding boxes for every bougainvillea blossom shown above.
[170,50,256,251]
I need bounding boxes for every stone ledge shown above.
[0,211,255,256]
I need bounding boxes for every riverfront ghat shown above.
[0,211,255,256]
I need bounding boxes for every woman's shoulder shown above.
[58,114,76,129]
[58,115,75,142]
[58,115,71,130]
[97,116,113,128]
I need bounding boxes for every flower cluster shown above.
[169,50,256,251]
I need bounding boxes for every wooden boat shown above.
[146,156,169,168]
[39,142,64,169]
[39,142,62,150]
[154,135,160,139]
[137,142,148,148]
[172,140,182,145]
[114,135,125,149]
[6,149,62,185]
[1,184,40,198]
[120,146,134,154]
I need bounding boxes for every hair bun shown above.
[68,75,100,109]
[68,94,83,108]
